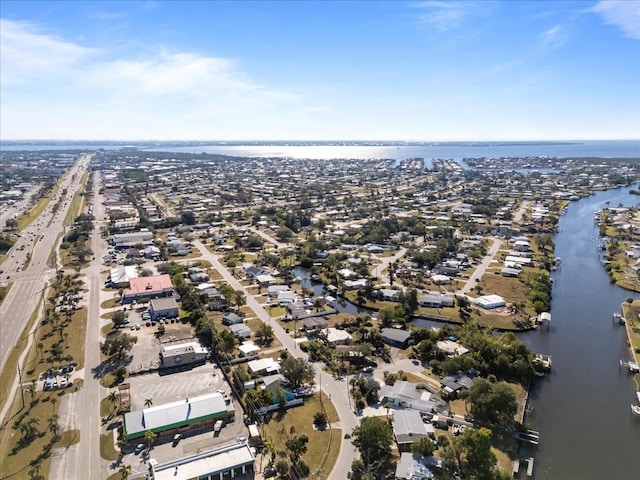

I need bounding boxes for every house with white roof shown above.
[321,327,352,346]
[391,410,435,452]
[379,381,447,414]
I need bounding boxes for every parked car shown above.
[134,443,145,454]
[60,377,68,388]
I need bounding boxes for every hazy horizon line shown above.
[2,138,639,143]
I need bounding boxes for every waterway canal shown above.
[523,185,640,479]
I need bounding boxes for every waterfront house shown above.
[380,328,412,349]
[473,294,506,310]
[418,294,455,308]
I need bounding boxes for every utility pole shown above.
[17,363,25,409]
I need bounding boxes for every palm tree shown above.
[144,398,153,408]
[144,429,157,450]
[108,390,119,414]
[118,464,132,480]
[37,342,45,361]
[384,402,392,420]
[48,414,60,439]
[51,398,57,415]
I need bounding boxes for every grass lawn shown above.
[63,180,86,227]
[0,389,80,480]
[16,187,58,231]
[101,297,121,309]
[475,271,532,314]
[0,296,41,407]
[22,302,88,383]
[245,318,283,350]
[609,251,640,292]
[100,433,119,461]
[622,302,640,373]
[262,391,341,479]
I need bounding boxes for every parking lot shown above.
[120,363,251,475]
[127,362,224,410]
[40,364,76,392]
[125,312,196,374]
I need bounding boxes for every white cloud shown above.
[410,1,474,31]
[591,0,640,40]
[0,18,96,84]
[0,17,307,140]
[540,24,566,49]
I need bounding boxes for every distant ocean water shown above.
[1,140,639,161]
[158,140,640,161]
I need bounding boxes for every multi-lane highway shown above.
[0,155,90,396]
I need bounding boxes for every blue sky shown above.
[1,0,639,141]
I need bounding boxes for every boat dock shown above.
[514,429,540,448]
[620,359,640,373]
[511,457,535,478]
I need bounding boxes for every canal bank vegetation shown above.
[412,322,538,385]
[597,206,640,292]
[622,300,640,370]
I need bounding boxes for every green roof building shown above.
[123,392,232,440]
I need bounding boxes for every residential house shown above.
[391,410,435,452]
[230,324,252,340]
[380,328,412,349]
[418,294,454,308]
[379,381,446,414]
[320,327,352,346]
[395,453,444,480]
[222,312,244,326]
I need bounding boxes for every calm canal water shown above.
[294,186,640,478]
[523,185,640,479]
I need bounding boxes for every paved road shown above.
[457,237,503,295]
[50,166,110,479]
[0,155,90,374]
[191,240,360,479]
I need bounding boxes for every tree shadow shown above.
[91,355,133,379]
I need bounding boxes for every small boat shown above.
[632,404,640,417]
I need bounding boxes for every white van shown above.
[214,420,224,432]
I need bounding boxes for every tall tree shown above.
[281,355,315,388]
[467,379,517,428]
[350,416,394,477]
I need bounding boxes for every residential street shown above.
[192,239,360,480]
